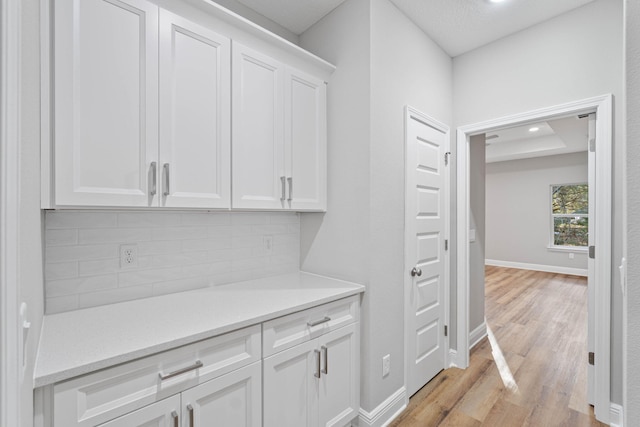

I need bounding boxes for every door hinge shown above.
[589,137,596,153]
[589,351,595,365]
[589,245,595,259]
[445,152,451,166]
[445,239,448,251]
[444,325,448,337]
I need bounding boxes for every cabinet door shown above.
[98,395,180,427]
[159,10,231,208]
[318,323,360,427]
[54,0,159,207]
[181,361,261,427]
[284,68,327,211]
[232,43,285,209]
[263,340,318,427]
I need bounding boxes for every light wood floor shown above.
[390,266,605,427]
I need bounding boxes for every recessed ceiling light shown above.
[529,127,540,132]
[489,0,507,3]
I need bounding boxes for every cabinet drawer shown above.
[54,325,260,427]
[263,296,359,357]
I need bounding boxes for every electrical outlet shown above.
[263,236,273,255]
[382,354,391,377]
[120,244,138,269]
[569,252,575,259]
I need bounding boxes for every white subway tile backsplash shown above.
[47,274,118,297]
[78,228,153,244]
[47,212,117,228]
[44,211,300,314]
[45,229,78,246]
[45,262,78,281]
[46,244,119,263]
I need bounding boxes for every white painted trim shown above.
[456,94,613,424]
[448,349,459,368]
[403,106,451,399]
[610,403,624,427]
[0,0,22,425]
[485,259,588,277]
[469,320,487,349]
[357,387,407,427]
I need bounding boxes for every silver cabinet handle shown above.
[187,404,194,427]
[150,162,157,196]
[411,267,422,277]
[307,316,331,327]
[321,345,328,374]
[314,349,321,378]
[287,177,293,202]
[158,360,203,380]
[171,411,179,427]
[163,163,170,196]
[280,176,286,201]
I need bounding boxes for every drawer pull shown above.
[321,345,328,374]
[188,404,194,427]
[307,316,331,327]
[314,349,321,378]
[158,360,203,380]
[171,411,179,427]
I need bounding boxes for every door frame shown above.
[1,0,22,425]
[403,105,451,401]
[455,94,612,423]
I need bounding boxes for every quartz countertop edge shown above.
[34,272,364,388]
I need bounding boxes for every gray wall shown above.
[469,135,486,331]
[300,0,453,411]
[625,0,640,421]
[486,152,589,271]
[453,0,624,403]
[20,1,45,426]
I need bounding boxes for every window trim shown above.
[549,182,588,250]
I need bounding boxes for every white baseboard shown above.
[357,387,407,427]
[448,349,458,368]
[609,403,623,427]
[485,259,588,277]
[469,321,487,349]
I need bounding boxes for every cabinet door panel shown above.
[232,43,284,209]
[318,323,359,427]
[159,11,231,208]
[264,340,318,427]
[54,0,158,207]
[285,68,327,211]
[181,361,261,427]
[98,395,180,427]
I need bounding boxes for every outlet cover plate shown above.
[120,244,139,269]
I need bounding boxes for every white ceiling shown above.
[485,116,589,163]
[231,0,597,56]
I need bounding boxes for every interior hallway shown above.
[390,266,605,426]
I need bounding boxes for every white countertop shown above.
[34,272,364,388]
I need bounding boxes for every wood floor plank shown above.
[389,267,606,427]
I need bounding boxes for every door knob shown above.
[411,267,422,277]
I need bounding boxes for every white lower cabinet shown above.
[43,297,360,427]
[181,361,262,427]
[263,323,360,427]
[97,396,181,427]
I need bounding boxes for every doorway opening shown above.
[456,95,612,424]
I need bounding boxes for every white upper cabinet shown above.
[159,10,231,208]
[285,69,327,211]
[232,43,285,210]
[47,0,332,211]
[232,43,328,211]
[53,0,159,207]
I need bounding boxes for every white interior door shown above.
[405,107,448,398]
[159,10,231,208]
[587,113,596,405]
